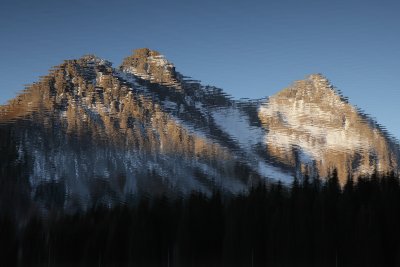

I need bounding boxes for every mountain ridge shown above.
[0,48,399,211]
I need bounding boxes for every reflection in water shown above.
[0,49,399,215]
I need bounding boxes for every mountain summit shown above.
[120,48,180,88]
[0,49,399,210]
[259,74,399,180]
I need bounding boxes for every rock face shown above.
[0,49,398,211]
[258,74,399,182]
[120,48,181,88]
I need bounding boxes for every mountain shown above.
[258,74,400,180]
[0,48,398,211]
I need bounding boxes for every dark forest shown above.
[1,170,400,267]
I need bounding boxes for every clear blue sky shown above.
[0,0,399,139]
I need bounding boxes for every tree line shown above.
[1,170,400,266]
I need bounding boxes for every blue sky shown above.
[0,0,399,139]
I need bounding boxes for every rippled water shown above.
[0,53,399,217]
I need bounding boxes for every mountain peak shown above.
[259,74,398,181]
[120,48,180,88]
[131,48,161,58]
[307,73,328,81]
[274,74,339,106]
[78,54,112,67]
[306,73,333,90]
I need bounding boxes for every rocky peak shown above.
[258,74,398,182]
[275,73,341,105]
[78,55,112,67]
[120,48,180,88]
